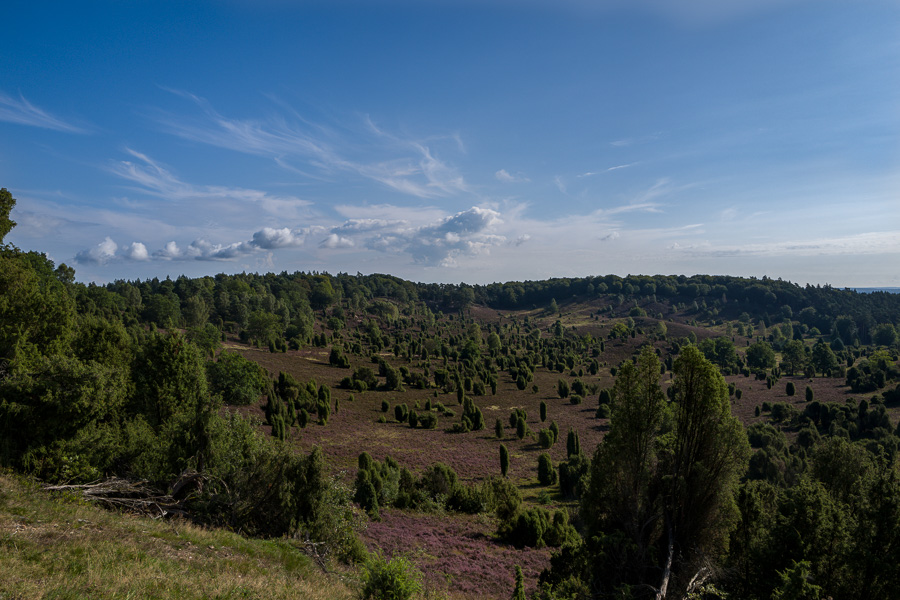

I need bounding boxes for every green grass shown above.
[0,472,354,600]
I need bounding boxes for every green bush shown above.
[539,428,555,449]
[360,552,423,600]
[538,453,557,485]
[786,382,796,396]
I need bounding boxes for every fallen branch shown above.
[44,477,189,518]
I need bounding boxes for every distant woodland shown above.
[3,186,900,600]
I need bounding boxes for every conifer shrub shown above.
[539,428,555,449]
[516,416,528,440]
[538,453,557,485]
[417,412,437,429]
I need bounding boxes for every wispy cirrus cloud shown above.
[153,91,469,199]
[0,91,90,134]
[109,148,311,218]
[578,163,638,177]
[669,230,900,258]
[496,169,530,183]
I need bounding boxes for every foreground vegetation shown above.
[3,186,900,599]
[0,471,353,600]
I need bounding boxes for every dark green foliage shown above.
[539,428,555,449]
[598,388,611,405]
[408,410,419,428]
[566,428,580,458]
[355,470,380,518]
[559,453,590,499]
[516,416,528,440]
[495,417,504,439]
[500,444,510,477]
[595,404,610,419]
[811,339,839,376]
[747,341,776,370]
[394,403,409,423]
[569,394,582,405]
[206,352,266,406]
[805,385,814,402]
[540,400,547,422]
[420,462,458,500]
[786,381,796,396]
[416,412,437,429]
[699,336,742,372]
[381,399,390,413]
[512,565,526,600]
[549,420,559,442]
[538,453,557,485]
[461,396,484,431]
[499,506,576,549]
[329,346,351,368]
[557,378,570,399]
[578,346,749,598]
[0,187,16,243]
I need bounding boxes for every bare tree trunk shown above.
[656,519,674,600]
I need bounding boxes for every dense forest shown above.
[3,186,900,600]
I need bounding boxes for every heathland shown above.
[3,187,900,600]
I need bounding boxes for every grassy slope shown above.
[0,473,353,600]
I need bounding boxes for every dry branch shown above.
[44,476,190,518]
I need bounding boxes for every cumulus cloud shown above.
[319,234,355,249]
[154,241,182,260]
[360,206,504,265]
[75,221,316,265]
[125,242,149,261]
[74,237,118,264]
[251,227,304,249]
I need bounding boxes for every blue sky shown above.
[2,0,898,287]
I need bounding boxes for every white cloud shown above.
[125,242,149,261]
[0,91,90,134]
[109,149,311,217]
[154,241,182,260]
[74,237,118,264]
[155,92,470,200]
[496,169,530,183]
[319,234,355,249]
[251,227,305,249]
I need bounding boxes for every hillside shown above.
[3,187,900,599]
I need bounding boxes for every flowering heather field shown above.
[360,509,551,599]
[231,300,887,598]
